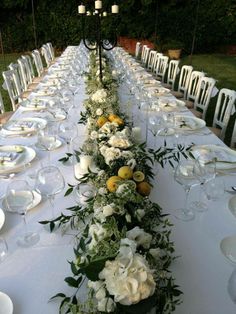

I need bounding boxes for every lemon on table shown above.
[108,113,119,122]
[133,171,145,182]
[106,176,123,192]
[97,116,108,128]
[137,181,152,196]
[118,166,133,180]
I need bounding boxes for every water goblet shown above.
[5,180,40,247]
[58,120,77,153]
[34,166,65,220]
[73,183,96,208]
[174,159,199,221]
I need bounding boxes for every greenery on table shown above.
[45,51,189,313]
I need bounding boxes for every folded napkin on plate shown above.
[192,147,236,164]
[159,101,177,109]
[0,151,19,166]
[177,118,197,130]
[8,121,36,132]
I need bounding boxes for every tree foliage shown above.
[0,0,235,53]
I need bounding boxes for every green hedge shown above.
[0,0,235,53]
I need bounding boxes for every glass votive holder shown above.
[73,184,96,208]
[0,237,8,262]
[205,177,225,201]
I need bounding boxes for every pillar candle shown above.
[78,5,86,14]
[103,11,107,17]
[95,0,102,9]
[80,155,93,171]
[111,4,119,14]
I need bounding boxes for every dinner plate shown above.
[2,117,47,135]
[0,145,36,175]
[191,144,236,170]
[0,292,13,314]
[2,190,42,213]
[228,195,236,218]
[20,99,47,111]
[220,235,236,265]
[159,99,186,112]
[175,115,206,131]
[0,208,5,231]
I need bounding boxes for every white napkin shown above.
[0,151,19,166]
[7,121,36,132]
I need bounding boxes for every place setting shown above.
[0,117,47,138]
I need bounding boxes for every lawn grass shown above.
[0,53,22,111]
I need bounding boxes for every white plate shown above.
[159,99,186,112]
[0,145,36,175]
[20,99,47,111]
[229,196,236,218]
[191,144,236,170]
[0,208,5,231]
[220,235,236,265]
[2,117,47,135]
[2,190,42,213]
[0,292,13,314]
[175,115,206,131]
[35,139,62,151]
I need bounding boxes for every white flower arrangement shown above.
[91,88,108,103]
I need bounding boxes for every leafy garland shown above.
[46,51,192,314]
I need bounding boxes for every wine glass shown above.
[174,159,199,221]
[58,120,77,154]
[5,180,40,247]
[34,166,65,220]
[192,156,216,211]
[73,183,96,208]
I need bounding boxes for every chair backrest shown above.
[46,42,55,60]
[135,42,142,59]
[41,45,51,67]
[17,57,32,91]
[8,63,24,92]
[151,52,163,73]
[2,69,22,111]
[230,117,236,148]
[0,90,5,113]
[22,55,35,79]
[147,50,157,71]
[212,88,236,141]
[142,47,151,66]
[187,70,205,102]
[177,65,193,98]
[32,50,44,76]
[194,76,216,120]
[154,55,169,82]
[140,45,147,63]
[166,60,180,90]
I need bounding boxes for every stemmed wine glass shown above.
[58,120,77,154]
[34,166,65,220]
[148,116,164,149]
[174,159,199,221]
[5,180,40,247]
[192,156,216,211]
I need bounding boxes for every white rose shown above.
[103,204,115,217]
[97,297,116,313]
[108,135,131,148]
[90,130,98,139]
[96,108,103,116]
[98,187,108,195]
[127,158,137,170]
[126,227,152,249]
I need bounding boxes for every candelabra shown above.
[78,1,119,82]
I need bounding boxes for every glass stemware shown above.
[5,180,40,247]
[34,166,65,220]
[174,159,199,221]
[58,120,77,154]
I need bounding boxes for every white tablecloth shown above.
[0,46,236,314]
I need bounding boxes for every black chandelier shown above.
[78,1,119,82]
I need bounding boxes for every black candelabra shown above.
[78,1,119,82]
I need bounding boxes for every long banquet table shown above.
[0,45,236,314]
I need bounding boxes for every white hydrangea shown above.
[96,108,103,116]
[88,223,107,250]
[108,134,131,149]
[91,89,107,103]
[100,146,121,165]
[98,187,108,195]
[90,130,98,140]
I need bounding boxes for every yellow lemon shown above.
[106,176,122,192]
[113,117,124,126]
[97,116,108,128]
[118,166,133,180]
[133,171,145,182]
[137,181,152,196]
[108,113,119,122]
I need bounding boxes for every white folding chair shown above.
[22,55,42,84]
[142,47,151,67]
[147,50,157,71]
[209,89,236,141]
[151,52,163,73]
[135,42,142,59]
[2,69,22,111]
[183,70,205,109]
[154,55,169,82]
[163,60,180,90]
[32,49,45,77]
[171,65,193,98]
[230,118,236,148]
[0,90,14,123]
[190,76,216,120]
[41,45,51,67]
[140,45,147,64]
[8,63,25,92]
[46,42,55,60]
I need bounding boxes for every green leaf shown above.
[65,187,73,197]
[50,293,66,301]
[64,277,79,288]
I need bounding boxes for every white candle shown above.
[111,4,119,14]
[78,5,86,14]
[87,11,91,16]
[132,127,142,143]
[103,11,107,17]
[95,0,102,9]
[80,155,93,171]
